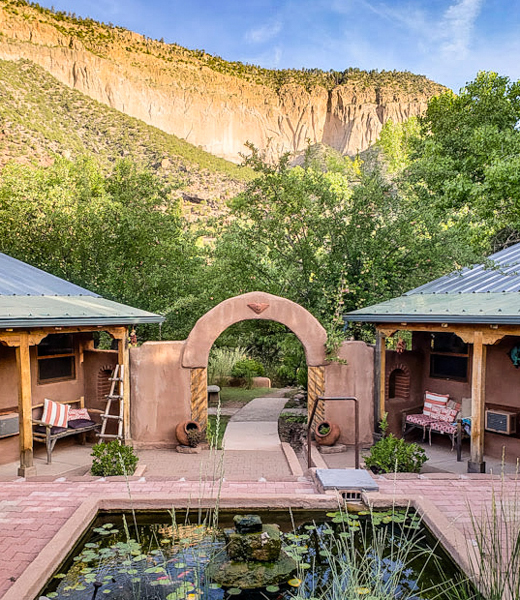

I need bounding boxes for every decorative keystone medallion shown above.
[247,302,269,314]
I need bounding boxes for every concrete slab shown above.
[229,397,289,422]
[223,421,281,451]
[315,468,379,492]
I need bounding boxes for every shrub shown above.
[91,440,138,476]
[231,358,265,388]
[208,346,247,386]
[363,413,427,474]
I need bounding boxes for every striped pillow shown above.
[41,398,70,428]
[423,391,449,417]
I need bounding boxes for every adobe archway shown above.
[182,292,328,427]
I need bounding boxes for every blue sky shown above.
[46,0,519,92]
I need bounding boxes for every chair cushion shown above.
[423,392,449,417]
[429,420,457,435]
[438,404,460,423]
[68,408,91,422]
[34,425,68,435]
[406,414,434,427]
[67,419,97,430]
[41,398,70,428]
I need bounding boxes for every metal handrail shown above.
[307,396,359,469]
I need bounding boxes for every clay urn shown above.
[175,420,202,447]
[314,420,340,446]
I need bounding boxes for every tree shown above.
[0,157,204,338]
[405,71,520,252]
[207,146,465,340]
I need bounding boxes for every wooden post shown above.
[468,331,487,473]
[16,332,36,477]
[374,331,386,429]
[118,330,131,445]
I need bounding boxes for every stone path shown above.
[223,396,288,451]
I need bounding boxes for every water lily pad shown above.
[288,578,302,587]
[265,585,279,592]
[227,588,242,595]
[209,583,222,589]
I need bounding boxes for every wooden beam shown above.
[118,329,131,444]
[15,332,36,477]
[468,330,487,473]
[374,331,386,426]
[374,322,515,345]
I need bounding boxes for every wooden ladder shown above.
[98,364,124,442]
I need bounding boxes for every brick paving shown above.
[137,448,295,480]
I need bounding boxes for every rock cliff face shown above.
[0,3,442,163]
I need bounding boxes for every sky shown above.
[46,0,520,92]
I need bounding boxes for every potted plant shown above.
[314,420,340,446]
[175,420,203,447]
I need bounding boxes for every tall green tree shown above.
[207,146,465,338]
[0,157,204,338]
[406,71,520,252]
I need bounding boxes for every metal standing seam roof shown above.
[0,252,164,327]
[345,243,520,325]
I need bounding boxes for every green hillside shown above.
[0,58,251,216]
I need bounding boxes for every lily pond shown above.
[40,508,472,600]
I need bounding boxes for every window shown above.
[37,334,76,382]
[430,333,468,381]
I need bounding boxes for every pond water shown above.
[40,508,472,600]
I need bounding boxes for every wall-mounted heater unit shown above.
[485,409,518,435]
[0,413,19,438]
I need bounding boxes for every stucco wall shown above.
[324,341,374,446]
[130,341,190,447]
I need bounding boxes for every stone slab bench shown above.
[207,385,221,404]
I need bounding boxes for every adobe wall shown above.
[324,341,374,447]
[129,338,376,448]
[130,341,190,447]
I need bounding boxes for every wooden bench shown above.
[32,397,101,464]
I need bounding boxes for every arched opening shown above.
[388,368,410,400]
[182,292,328,429]
[205,320,308,449]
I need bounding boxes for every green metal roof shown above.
[0,296,163,328]
[0,252,164,328]
[345,292,520,325]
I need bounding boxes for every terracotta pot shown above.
[314,420,340,446]
[175,420,201,447]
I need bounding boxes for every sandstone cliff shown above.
[0,2,444,163]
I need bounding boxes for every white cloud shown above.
[245,20,282,44]
[439,0,484,59]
